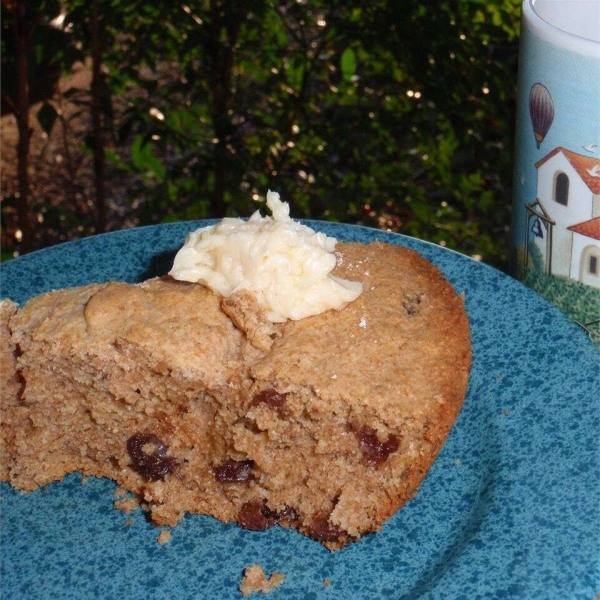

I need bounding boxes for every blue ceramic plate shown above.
[1,223,598,600]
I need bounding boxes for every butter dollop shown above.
[169,191,363,322]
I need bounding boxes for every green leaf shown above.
[131,135,145,171]
[131,135,166,182]
[143,150,166,182]
[1,248,15,262]
[286,58,305,93]
[104,149,132,173]
[37,102,57,136]
[341,48,356,82]
[392,65,405,82]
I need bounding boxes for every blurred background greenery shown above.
[1,0,521,268]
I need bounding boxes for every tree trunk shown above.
[212,142,226,216]
[13,1,32,253]
[91,0,107,232]
[206,0,246,217]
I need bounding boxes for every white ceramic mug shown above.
[512,0,600,343]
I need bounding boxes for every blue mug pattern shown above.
[513,17,600,345]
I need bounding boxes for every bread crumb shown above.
[358,316,368,328]
[324,578,332,587]
[239,564,284,597]
[454,458,461,466]
[80,476,88,485]
[330,374,337,379]
[503,409,510,416]
[125,518,134,526]
[157,530,172,545]
[113,486,128,499]
[114,497,139,514]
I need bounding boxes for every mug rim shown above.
[524,0,600,57]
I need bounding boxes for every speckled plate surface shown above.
[1,222,598,600]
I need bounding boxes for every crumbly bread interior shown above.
[0,242,471,549]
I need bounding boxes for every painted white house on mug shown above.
[526,147,600,288]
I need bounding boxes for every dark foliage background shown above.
[1,0,521,269]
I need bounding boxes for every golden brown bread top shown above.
[7,242,471,422]
[252,242,471,426]
[9,278,245,389]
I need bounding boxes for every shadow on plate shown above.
[138,250,178,282]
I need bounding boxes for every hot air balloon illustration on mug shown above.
[529,83,554,149]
